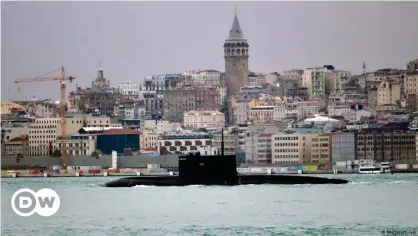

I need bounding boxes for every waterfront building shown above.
[28,115,114,156]
[271,128,326,164]
[55,134,96,156]
[157,132,213,155]
[212,128,239,155]
[245,124,280,164]
[331,131,356,164]
[311,133,332,165]
[355,128,417,165]
[96,129,140,155]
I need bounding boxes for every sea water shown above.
[1,174,418,236]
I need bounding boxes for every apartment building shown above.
[248,106,274,124]
[164,86,219,122]
[377,80,401,106]
[405,70,418,95]
[183,110,225,130]
[182,69,222,85]
[3,135,29,158]
[271,128,326,164]
[302,65,336,99]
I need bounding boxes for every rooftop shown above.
[8,135,29,142]
[278,128,327,135]
[103,129,140,135]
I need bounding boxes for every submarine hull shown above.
[104,174,349,187]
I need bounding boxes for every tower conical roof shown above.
[228,14,245,40]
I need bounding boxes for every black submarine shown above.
[105,131,349,187]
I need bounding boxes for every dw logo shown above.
[11,188,61,217]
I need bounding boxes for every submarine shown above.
[105,130,349,187]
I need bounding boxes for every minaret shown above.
[223,6,249,96]
[362,61,366,74]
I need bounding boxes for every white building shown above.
[119,81,143,100]
[334,70,351,91]
[183,110,225,130]
[233,102,249,125]
[141,119,173,134]
[296,100,320,120]
[28,115,114,156]
[182,69,222,85]
[55,134,96,156]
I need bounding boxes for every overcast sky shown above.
[2,1,418,100]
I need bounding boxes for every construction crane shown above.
[15,66,75,170]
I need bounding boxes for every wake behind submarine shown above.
[105,131,349,187]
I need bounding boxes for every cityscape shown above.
[1,9,418,175]
[2,3,418,236]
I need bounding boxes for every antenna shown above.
[221,128,224,156]
[235,4,238,15]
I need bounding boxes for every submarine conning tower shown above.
[178,128,238,185]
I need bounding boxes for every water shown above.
[2,174,418,236]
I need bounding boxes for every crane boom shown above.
[15,67,75,170]
[15,76,75,83]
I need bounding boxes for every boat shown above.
[359,162,391,174]
[104,130,349,187]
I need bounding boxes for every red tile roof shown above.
[103,129,140,135]
[8,135,29,142]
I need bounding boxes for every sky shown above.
[1,1,418,100]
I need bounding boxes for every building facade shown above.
[183,110,225,130]
[331,131,356,164]
[157,133,213,155]
[119,81,142,100]
[356,128,417,165]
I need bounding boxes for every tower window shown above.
[243,63,245,67]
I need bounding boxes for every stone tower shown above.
[223,11,249,95]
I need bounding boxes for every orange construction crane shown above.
[15,66,75,170]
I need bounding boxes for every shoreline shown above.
[2,170,418,178]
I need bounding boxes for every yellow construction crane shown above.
[15,66,75,170]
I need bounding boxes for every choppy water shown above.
[1,174,418,236]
